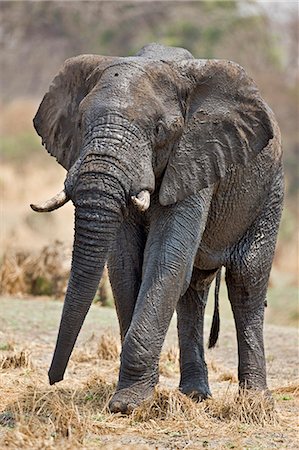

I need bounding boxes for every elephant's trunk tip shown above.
[30,189,70,213]
[48,369,64,386]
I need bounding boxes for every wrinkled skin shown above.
[32,43,284,413]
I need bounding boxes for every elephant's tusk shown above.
[30,190,70,212]
[131,190,150,212]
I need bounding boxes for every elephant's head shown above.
[31,44,274,385]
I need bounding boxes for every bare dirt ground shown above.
[0,296,298,449]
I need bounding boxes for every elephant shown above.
[31,43,284,413]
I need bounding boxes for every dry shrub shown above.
[205,388,278,425]
[97,333,120,361]
[0,242,111,301]
[132,387,204,424]
[0,250,30,295]
[0,241,71,296]
[0,350,32,369]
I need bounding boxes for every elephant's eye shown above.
[155,121,167,145]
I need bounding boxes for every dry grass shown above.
[0,297,298,449]
[0,350,32,370]
[217,371,238,383]
[159,346,179,377]
[207,357,221,373]
[0,344,298,449]
[1,379,115,449]
[132,388,205,424]
[72,332,120,365]
[131,385,278,428]
[273,383,299,396]
[204,388,278,425]
[0,341,15,351]
[0,99,37,135]
[97,333,120,361]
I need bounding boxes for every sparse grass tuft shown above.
[0,341,15,351]
[205,388,278,425]
[132,387,204,423]
[217,371,237,383]
[83,375,116,411]
[97,333,120,361]
[273,383,299,396]
[0,350,32,369]
[207,358,221,373]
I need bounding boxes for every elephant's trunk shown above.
[48,203,121,385]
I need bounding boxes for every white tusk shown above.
[131,190,150,212]
[30,190,69,212]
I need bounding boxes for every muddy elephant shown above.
[31,43,283,413]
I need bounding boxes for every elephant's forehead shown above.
[99,58,169,82]
[93,64,150,102]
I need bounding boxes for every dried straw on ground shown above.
[0,338,298,449]
[0,350,32,370]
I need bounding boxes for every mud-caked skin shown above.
[32,43,284,413]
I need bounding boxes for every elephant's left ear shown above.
[159,59,274,206]
[33,55,116,170]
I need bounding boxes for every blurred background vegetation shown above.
[0,1,298,321]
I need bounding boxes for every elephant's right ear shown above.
[33,55,116,170]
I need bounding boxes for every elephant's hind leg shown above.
[226,267,268,391]
[177,285,211,400]
[226,171,283,391]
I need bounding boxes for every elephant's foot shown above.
[179,374,211,402]
[179,364,211,402]
[109,379,156,414]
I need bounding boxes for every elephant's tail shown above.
[208,268,221,349]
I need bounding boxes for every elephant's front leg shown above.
[107,212,146,343]
[109,189,213,413]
